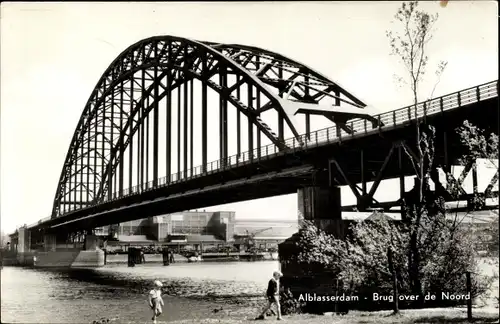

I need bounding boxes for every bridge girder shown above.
[52,36,373,218]
[337,140,499,213]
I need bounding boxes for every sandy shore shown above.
[94,309,500,324]
[91,295,499,324]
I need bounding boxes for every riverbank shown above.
[159,312,500,324]
[84,284,499,324]
[3,259,497,324]
[92,301,499,324]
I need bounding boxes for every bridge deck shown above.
[29,81,498,231]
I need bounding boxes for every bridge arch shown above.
[52,35,371,218]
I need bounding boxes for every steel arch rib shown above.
[206,42,366,107]
[205,41,377,135]
[97,64,271,202]
[52,36,294,218]
[51,35,372,218]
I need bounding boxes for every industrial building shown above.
[95,211,299,252]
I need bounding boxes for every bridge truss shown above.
[52,36,378,218]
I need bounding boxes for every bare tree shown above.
[386,0,448,303]
[387,0,447,199]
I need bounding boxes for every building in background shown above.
[150,211,233,243]
[95,210,299,251]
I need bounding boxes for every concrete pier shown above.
[16,227,35,266]
[297,186,347,238]
[279,185,352,314]
[9,228,104,268]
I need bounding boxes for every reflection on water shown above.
[1,261,279,323]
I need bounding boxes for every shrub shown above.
[279,288,304,315]
[285,213,493,310]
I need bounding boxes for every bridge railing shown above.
[58,81,498,216]
[26,216,52,229]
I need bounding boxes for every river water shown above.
[1,261,279,323]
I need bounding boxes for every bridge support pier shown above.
[356,195,373,212]
[24,231,105,268]
[16,226,34,265]
[43,233,57,252]
[69,233,104,268]
[281,186,349,314]
[298,185,346,238]
[84,234,99,251]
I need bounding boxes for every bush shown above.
[284,214,493,311]
[279,288,304,315]
[339,217,409,308]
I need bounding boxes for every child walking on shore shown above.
[148,280,164,324]
[255,270,283,321]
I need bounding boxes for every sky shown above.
[0,1,498,234]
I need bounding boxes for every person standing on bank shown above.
[255,270,283,320]
[148,280,164,324]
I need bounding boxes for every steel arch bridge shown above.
[52,35,379,218]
